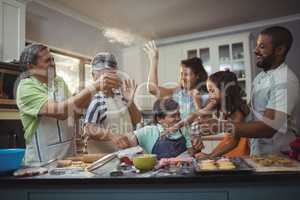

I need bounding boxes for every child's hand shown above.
[163,122,183,136]
[192,136,204,152]
[187,89,201,97]
[195,152,211,159]
[111,135,132,149]
[207,98,218,108]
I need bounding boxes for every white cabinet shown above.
[177,32,254,101]
[121,46,156,110]
[157,44,184,86]
[0,0,25,62]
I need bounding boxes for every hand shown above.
[162,121,183,135]
[121,79,137,105]
[111,134,132,149]
[143,40,159,62]
[206,98,218,109]
[94,71,122,92]
[195,152,211,159]
[188,89,201,98]
[192,136,204,152]
[195,99,217,117]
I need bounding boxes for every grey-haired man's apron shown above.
[87,95,133,153]
[24,80,75,166]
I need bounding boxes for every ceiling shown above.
[41,0,300,39]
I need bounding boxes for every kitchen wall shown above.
[25,2,124,60]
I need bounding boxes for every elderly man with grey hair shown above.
[16,44,121,166]
[83,52,142,154]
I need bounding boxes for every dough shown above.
[56,160,72,168]
[13,167,48,177]
[82,154,106,163]
[65,156,83,161]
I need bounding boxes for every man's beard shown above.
[256,52,276,71]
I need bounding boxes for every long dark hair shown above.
[208,71,249,117]
[181,57,208,92]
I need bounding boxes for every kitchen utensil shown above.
[13,167,48,177]
[0,148,25,173]
[86,153,117,172]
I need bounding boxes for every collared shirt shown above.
[16,76,70,143]
[17,76,75,165]
[248,63,299,155]
[134,124,192,154]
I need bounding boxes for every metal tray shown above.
[194,157,254,174]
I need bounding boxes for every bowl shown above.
[0,148,25,173]
[132,154,157,171]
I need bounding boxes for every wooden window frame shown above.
[26,41,92,90]
[50,49,91,91]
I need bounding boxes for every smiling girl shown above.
[195,70,250,158]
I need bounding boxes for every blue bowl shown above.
[0,148,25,173]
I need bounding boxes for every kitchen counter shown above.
[1,170,300,200]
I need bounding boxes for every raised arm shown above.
[121,79,142,125]
[144,41,178,98]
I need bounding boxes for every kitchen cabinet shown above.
[0,0,25,62]
[26,191,227,200]
[160,32,255,102]
[122,45,156,110]
[2,172,300,200]
[0,119,25,148]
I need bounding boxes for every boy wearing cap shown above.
[83,53,142,153]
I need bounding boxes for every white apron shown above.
[24,80,75,166]
[87,95,133,154]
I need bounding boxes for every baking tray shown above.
[194,157,254,174]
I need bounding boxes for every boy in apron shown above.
[112,98,194,159]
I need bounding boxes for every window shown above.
[52,52,80,94]
[84,63,93,87]
[199,48,212,75]
[187,49,197,58]
[25,42,91,94]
